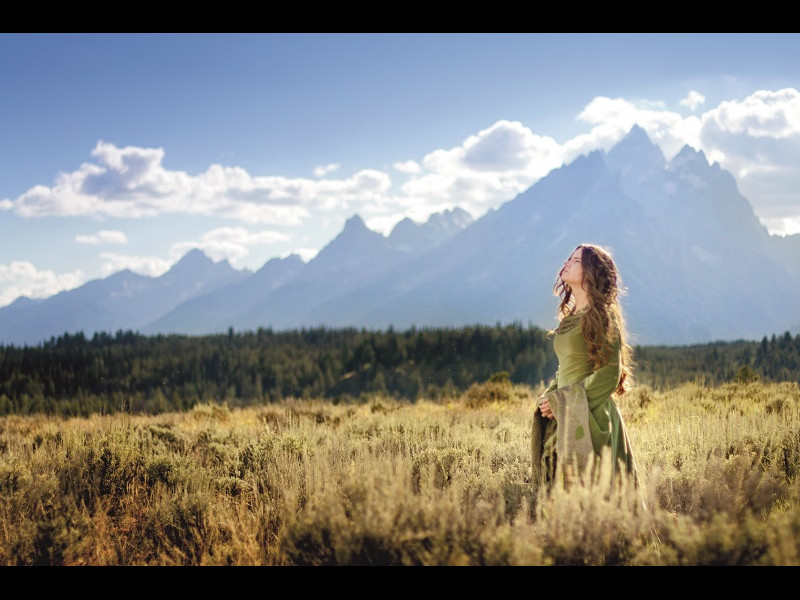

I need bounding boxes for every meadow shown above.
[1,377,798,566]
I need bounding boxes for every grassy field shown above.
[1,379,799,565]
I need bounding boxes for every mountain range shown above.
[2,126,798,346]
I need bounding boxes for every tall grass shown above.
[0,380,798,565]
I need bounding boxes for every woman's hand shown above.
[539,398,554,419]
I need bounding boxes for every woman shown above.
[531,243,639,495]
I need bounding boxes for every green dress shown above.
[537,307,639,488]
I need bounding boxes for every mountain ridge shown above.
[2,127,798,346]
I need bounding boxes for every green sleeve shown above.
[544,372,559,394]
[581,336,621,402]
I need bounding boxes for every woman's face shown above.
[561,247,584,289]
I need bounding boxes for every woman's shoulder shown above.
[554,309,585,335]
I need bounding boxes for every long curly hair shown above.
[552,243,634,396]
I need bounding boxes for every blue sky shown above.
[2,33,799,306]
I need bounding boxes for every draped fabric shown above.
[531,381,594,491]
[532,307,639,494]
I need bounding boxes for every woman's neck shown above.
[572,288,589,313]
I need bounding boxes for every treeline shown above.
[634,331,800,389]
[0,325,556,416]
[0,326,798,417]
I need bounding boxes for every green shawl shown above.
[531,381,595,493]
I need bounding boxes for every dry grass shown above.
[0,380,798,565]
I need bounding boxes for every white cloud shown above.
[0,262,84,307]
[8,141,390,225]
[694,88,800,232]
[393,160,421,174]
[313,163,340,177]
[170,227,290,264]
[396,120,564,217]
[99,253,172,277]
[703,88,800,138]
[680,90,706,111]
[75,229,128,245]
[5,125,562,238]
[421,120,561,173]
[0,199,12,210]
